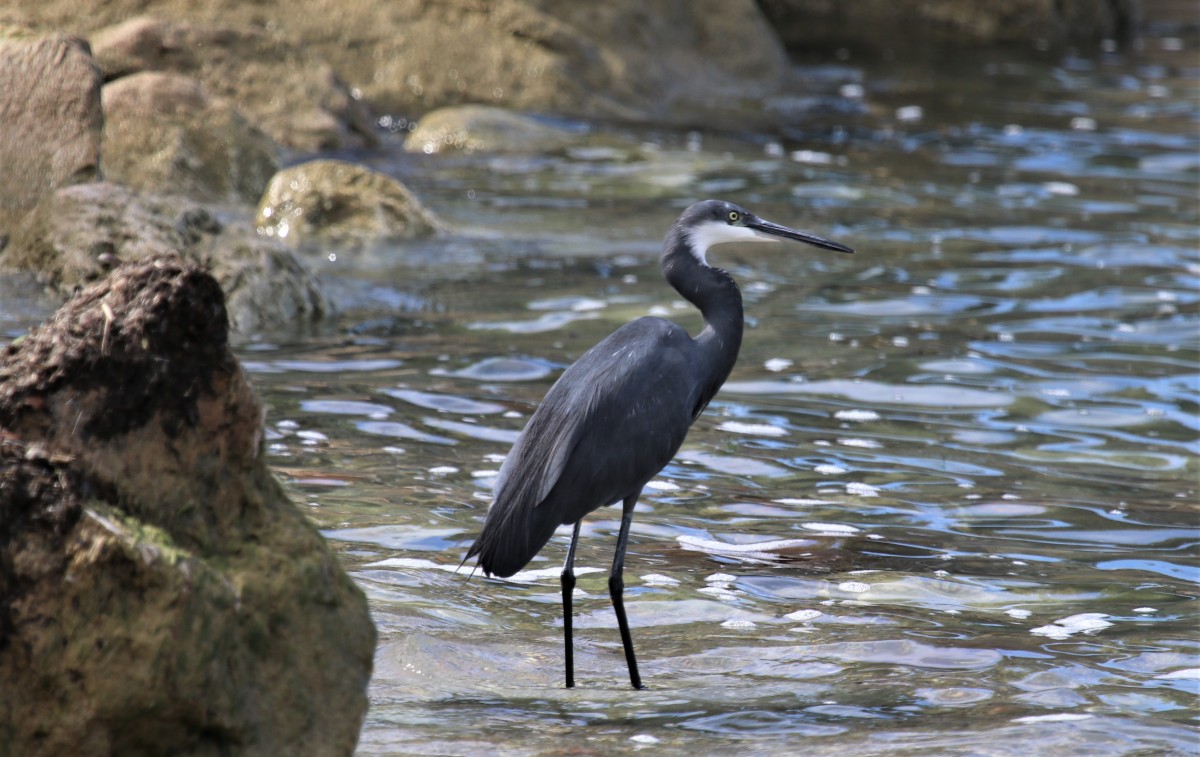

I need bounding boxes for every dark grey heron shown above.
[465,199,853,689]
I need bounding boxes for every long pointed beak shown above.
[747,218,854,254]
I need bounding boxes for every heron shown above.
[465,199,853,689]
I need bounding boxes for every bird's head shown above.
[677,199,853,265]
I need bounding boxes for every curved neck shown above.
[661,228,745,395]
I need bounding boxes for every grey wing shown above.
[501,318,697,508]
[468,318,699,577]
[490,386,579,506]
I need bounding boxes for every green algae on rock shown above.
[256,160,443,252]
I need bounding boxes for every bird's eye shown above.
[728,211,740,223]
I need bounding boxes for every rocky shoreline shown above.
[0,0,1130,334]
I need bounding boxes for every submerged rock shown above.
[0,256,374,755]
[256,160,443,251]
[0,32,102,234]
[1,182,328,333]
[404,105,579,154]
[206,233,332,334]
[101,71,280,204]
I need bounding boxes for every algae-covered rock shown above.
[0,32,102,234]
[256,160,442,251]
[0,256,374,756]
[101,71,280,204]
[1,182,328,333]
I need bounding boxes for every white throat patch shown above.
[686,222,776,266]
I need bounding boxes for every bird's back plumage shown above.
[467,317,705,577]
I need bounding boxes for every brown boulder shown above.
[86,14,195,77]
[0,33,102,234]
[4,0,794,126]
[90,16,376,152]
[320,0,792,124]
[101,71,280,204]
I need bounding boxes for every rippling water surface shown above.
[6,32,1199,757]
[304,38,1198,755]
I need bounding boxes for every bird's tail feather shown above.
[465,494,563,578]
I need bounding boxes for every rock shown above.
[0,32,102,234]
[15,0,793,126]
[8,0,1130,131]
[90,16,376,152]
[0,256,374,755]
[204,233,331,334]
[1,182,328,333]
[4,183,181,286]
[256,160,442,251]
[404,105,578,154]
[85,15,195,77]
[101,71,280,204]
[327,0,791,125]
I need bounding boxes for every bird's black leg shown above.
[609,494,644,689]
[561,520,582,689]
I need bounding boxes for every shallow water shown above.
[5,31,1199,757]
